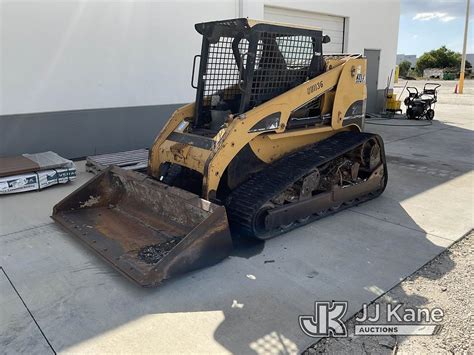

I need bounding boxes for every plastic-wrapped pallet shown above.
[0,166,76,194]
[0,152,77,194]
[0,151,75,177]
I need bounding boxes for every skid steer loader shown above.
[53,18,388,287]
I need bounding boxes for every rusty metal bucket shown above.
[52,166,232,287]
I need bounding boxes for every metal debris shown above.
[231,300,244,309]
[138,237,183,264]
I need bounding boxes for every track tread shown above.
[225,131,387,239]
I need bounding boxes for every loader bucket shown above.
[52,166,232,287]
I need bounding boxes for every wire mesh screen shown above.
[199,31,318,117]
[249,32,315,107]
[203,37,248,104]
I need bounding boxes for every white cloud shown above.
[403,0,466,18]
[440,16,456,22]
[413,12,457,22]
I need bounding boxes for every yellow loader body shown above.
[53,18,386,286]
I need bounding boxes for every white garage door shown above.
[264,6,345,54]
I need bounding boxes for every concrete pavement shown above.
[1,80,472,354]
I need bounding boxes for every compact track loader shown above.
[53,18,388,286]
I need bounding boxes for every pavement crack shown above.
[347,209,454,242]
[384,126,449,144]
[0,267,56,354]
[0,222,53,238]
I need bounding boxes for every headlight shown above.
[249,112,281,133]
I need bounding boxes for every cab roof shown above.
[195,18,322,39]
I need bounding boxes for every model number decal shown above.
[307,81,324,95]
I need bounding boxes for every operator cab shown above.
[191,18,329,132]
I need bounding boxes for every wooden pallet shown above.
[86,149,149,174]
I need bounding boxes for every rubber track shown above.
[225,131,387,239]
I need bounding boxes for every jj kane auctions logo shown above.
[299,301,443,337]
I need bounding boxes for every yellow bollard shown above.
[458,72,465,94]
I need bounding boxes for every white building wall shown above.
[1,0,399,116]
[0,0,238,115]
[256,0,400,92]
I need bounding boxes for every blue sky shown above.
[398,0,473,55]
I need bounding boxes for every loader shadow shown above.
[302,247,459,355]
[1,119,472,354]
[230,235,265,258]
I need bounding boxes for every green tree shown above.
[415,46,463,75]
[398,60,412,77]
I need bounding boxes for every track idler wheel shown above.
[251,203,276,239]
[362,139,382,171]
